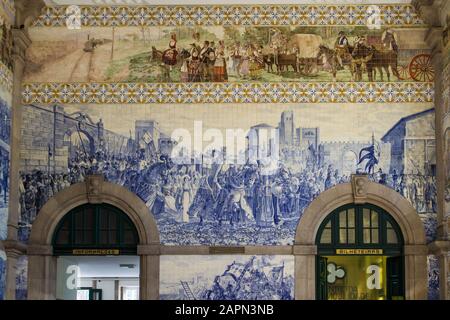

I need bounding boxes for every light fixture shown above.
[119,264,136,269]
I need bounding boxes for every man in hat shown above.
[162,33,178,68]
[334,31,349,69]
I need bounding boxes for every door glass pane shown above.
[109,214,117,228]
[55,230,69,245]
[371,211,379,227]
[320,228,332,244]
[347,229,355,243]
[100,230,108,244]
[339,229,347,243]
[387,229,398,244]
[109,230,117,244]
[363,209,370,227]
[75,229,84,243]
[347,209,355,227]
[124,230,136,244]
[75,211,83,227]
[83,229,93,244]
[339,211,346,227]
[84,211,94,229]
[363,229,371,243]
[371,229,379,243]
[99,211,108,229]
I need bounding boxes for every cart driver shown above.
[334,31,349,69]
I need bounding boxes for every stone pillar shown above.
[4,28,31,300]
[3,240,26,299]
[6,29,30,241]
[293,245,316,300]
[4,0,46,300]
[404,245,429,300]
[27,245,57,300]
[137,245,160,300]
[415,0,450,300]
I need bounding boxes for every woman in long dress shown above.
[239,44,250,79]
[181,176,192,223]
[213,41,228,82]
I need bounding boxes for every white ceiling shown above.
[44,0,413,6]
[60,256,140,278]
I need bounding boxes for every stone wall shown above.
[20,104,68,173]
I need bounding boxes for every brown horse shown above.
[151,46,163,60]
[352,44,400,82]
[274,53,298,73]
[263,54,276,73]
[316,45,355,81]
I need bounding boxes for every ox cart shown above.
[264,33,324,76]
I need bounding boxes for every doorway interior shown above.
[316,204,404,300]
[52,203,140,300]
[56,255,140,300]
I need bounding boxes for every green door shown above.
[316,256,328,300]
[387,256,404,300]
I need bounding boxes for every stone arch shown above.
[27,175,160,300]
[63,128,96,157]
[294,175,428,300]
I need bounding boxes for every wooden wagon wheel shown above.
[409,54,434,82]
[397,64,410,80]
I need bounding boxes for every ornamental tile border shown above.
[0,61,13,93]
[33,4,425,27]
[22,82,434,104]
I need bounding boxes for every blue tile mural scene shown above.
[15,255,27,300]
[160,255,294,300]
[18,102,437,245]
[0,250,5,300]
[0,97,10,241]
[427,255,440,300]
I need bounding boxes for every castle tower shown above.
[279,111,294,146]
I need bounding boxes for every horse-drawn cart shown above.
[367,31,434,82]
[264,33,324,76]
[398,53,434,82]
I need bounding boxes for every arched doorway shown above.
[52,204,139,256]
[26,175,160,300]
[315,204,404,300]
[294,175,428,300]
[52,203,140,300]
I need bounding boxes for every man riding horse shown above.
[334,31,350,69]
[162,33,178,68]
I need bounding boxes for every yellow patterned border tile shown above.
[0,61,13,93]
[22,82,434,104]
[33,4,425,27]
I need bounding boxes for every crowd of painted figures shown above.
[0,99,9,208]
[155,28,400,82]
[158,33,266,82]
[18,147,437,240]
[200,257,294,300]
